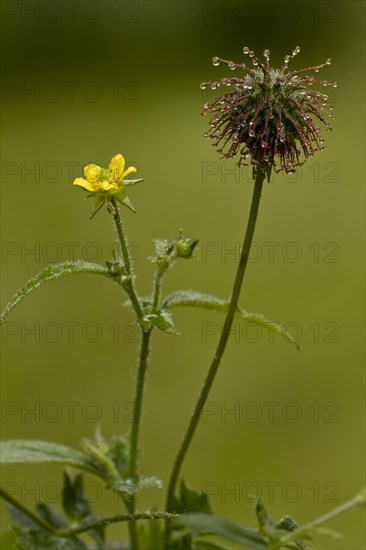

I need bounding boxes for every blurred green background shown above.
[1,0,365,547]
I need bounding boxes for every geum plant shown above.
[0,47,364,550]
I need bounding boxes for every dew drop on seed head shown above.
[212,57,220,66]
[284,55,291,62]
[333,83,338,88]
[314,68,320,73]
[200,83,206,90]
[325,58,332,65]
[263,49,270,58]
[243,46,250,54]
[249,50,255,57]
[293,46,301,55]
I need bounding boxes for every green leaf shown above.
[146,310,176,334]
[177,514,267,550]
[0,440,99,476]
[62,472,105,548]
[1,261,111,322]
[194,541,234,550]
[163,290,299,349]
[36,502,68,530]
[173,481,212,515]
[13,527,88,550]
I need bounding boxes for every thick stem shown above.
[165,168,265,518]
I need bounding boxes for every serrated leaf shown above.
[63,472,92,521]
[173,481,212,515]
[163,290,299,349]
[1,261,111,322]
[36,502,68,529]
[177,514,267,550]
[62,472,105,548]
[0,440,99,476]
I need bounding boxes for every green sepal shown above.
[90,193,107,219]
[112,184,127,202]
[124,178,144,186]
[120,195,136,213]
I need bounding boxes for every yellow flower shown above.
[73,154,142,217]
[74,154,137,194]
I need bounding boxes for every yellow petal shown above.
[109,154,125,182]
[122,166,138,179]
[73,178,96,192]
[83,164,102,183]
[97,181,119,192]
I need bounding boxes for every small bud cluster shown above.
[201,47,337,174]
[152,231,199,276]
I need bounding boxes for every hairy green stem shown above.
[273,488,366,549]
[59,511,181,538]
[125,328,153,550]
[111,197,153,550]
[111,198,144,320]
[0,488,56,535]
[128,329,153,479]
[152,273,162,313]
[165,168,265,521]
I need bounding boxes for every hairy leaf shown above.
[0,440,99,476]
[13,527,88,550]
[1,261,111,322]
[163,290,299,349]
[178,514,267,550]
